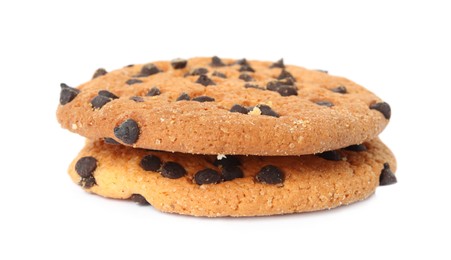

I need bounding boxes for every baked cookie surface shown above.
[57,57,390,155]
[68,138,397,217]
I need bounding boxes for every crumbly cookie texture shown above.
[68,138,396,217]
[57,57,390,155]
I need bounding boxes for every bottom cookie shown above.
[68,138,396,217]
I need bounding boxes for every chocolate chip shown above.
[257,104,280,117]
[136,63,161,77]
[275,85,297,96]
[244,83,264,90]
[90,95,111,109]
[126,79,143,85]
[161,162,186,179]
[59,83,80,105]
[317,150,342,161]
[171,58,187,69]
[176,92,191,101]
[98,90,119,99]
[210,56,225,67]
[236,58,248,65]
[114,119,140,145]
[195,75,216,86]
[75,156,97,178]
[212,71,227,78]
[186,67,209,76]
[330,85,347,94]
[92,68,107,79]
[213,155,241,168]
[239,73,254,82]
[270,59,285,68]
[194,168,222,185]
[130,194,150,206]
[256,165,284,185]
[379,163,397,186]
[239,64,255,73]
[80,176,96,189]
[277,70,295,81]
[125,64,134,68]
[104,137,120,145]
[146,87,161,96]
[140,155,162,172]
[130,96,144,102]
[315,101,334,107]
[370,102,391,119]
[267,79,295,90]
[192,96,215,102]
[230,104,249,114]
[345,144,367,152]
[91,90,118,109]
[222,166,244,181]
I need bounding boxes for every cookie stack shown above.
[57,57,397,217]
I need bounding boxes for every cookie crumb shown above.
[248,106,262,116]
[217,154,226,160]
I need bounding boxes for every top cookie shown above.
[57,57,391,155]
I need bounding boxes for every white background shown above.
[1,0,450,259]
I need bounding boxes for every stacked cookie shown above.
[57,57,397,217]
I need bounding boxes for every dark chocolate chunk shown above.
[91,95,114,109]
[114,119,140,145]
[344,144,367,152]
[92,68,107,79]
[161,162,186,179]
[192,96,215,102]
[213,155,241,168]
[239,73,254,82]
[277,70,295,81]
[125,64,134,68]
[195,75,216,86]
[255,165,284,185]
[257,104,280,117]
[317,150,342,161]
[239,64,255,73]
[222,166,244,181]
[98,90,118,99]
[136,63,161,77]
[194,168,222,185]
[104,137,120,145]
[186,67,209,76]
[244,83,264,90]
[210,56,225,67]
[330,85,347,94]
[146,87,161,96]
[80,175,96,189]
[126,79,143,85]
[370,102,391,119]
[236,58,249,65]
[176,92,191,101]
[315,101,334,107]
[130,96,144,102]
[230,104,249,114]
[171,58,188,69]
[140,155,162,172]
[212,71,227,78]
[130,194,150,206]
[75,156,97,178]
[275,85,297,96]
[270,58,285,69]
[266,80,295,91]
[379,163,397,186]
[59,83,80,105]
